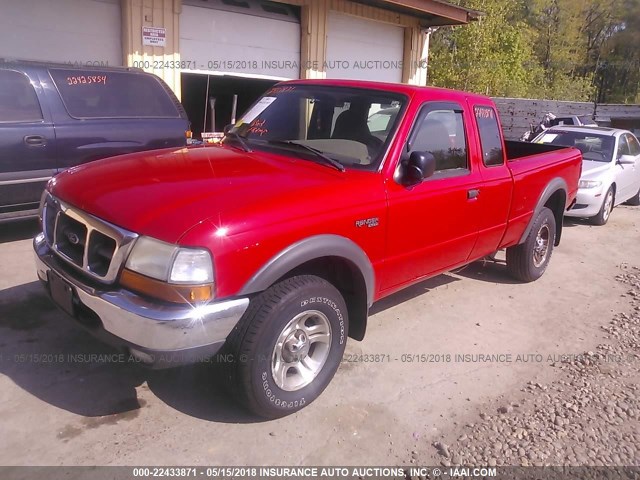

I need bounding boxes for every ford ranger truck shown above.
[33,80,581,418]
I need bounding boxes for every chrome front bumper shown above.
[34,234,249,366]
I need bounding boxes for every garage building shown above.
[0,0,478,137]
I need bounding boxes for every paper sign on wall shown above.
[143,27,166,47]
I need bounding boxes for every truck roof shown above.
[284,78,494,104]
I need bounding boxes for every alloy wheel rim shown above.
[271,310,332,391]
[533,223,550,268]
[603,192,613,221]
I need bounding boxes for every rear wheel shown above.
[590,187,614,225]
[222,275,348,418]
[506,207,556,282]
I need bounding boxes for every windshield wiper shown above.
[268,140,345,172]
[223,131,252,152]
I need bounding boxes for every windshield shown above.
[535,130,614,163]
[228,85,406,170]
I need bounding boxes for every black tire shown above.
[222,275,348,418]
[590,187,614,225]
[626,186,640,206]
[506,207,556,282]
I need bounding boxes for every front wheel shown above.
[590,187,614,225]
[506,207,556,282]
[222,275,348,418]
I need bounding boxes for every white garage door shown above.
[180,3,301,80]
[326,12,404,83]
[0,0,122,66]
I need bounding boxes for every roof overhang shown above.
[352,0,482,27]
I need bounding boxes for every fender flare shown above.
[518,177,568,245]
[240,234,376,307]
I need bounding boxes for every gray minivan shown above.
[0,61,190,222]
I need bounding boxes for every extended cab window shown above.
[410,106,467,175]
[474,106,504,166]
[0,70,43,123]
[49,69,180,119]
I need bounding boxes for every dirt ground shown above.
[0,205,638,468]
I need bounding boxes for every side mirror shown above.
[618,154,636,165]
[402,151,436,186]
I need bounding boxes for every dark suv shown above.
[0,61,190,222]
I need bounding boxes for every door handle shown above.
[467,188,480,199]
[24,135,46,146]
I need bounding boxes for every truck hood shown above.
[49,145,358,243]
[580,160,611,181]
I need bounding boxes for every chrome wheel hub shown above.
[533,223,550,268]
[282,330,310,363]
[271,310,332,392]
[603,192,613,221]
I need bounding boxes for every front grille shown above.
[55,213,88,266]
[87,230,117,276]
[41,193,138,284]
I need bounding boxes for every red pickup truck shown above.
[34,80,581,418]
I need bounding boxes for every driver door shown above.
[382,101,481,292]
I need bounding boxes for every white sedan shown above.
[533,126,640,225]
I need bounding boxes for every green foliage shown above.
[429,0,541,98]
[428,0,638,103]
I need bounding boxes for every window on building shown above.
[50,69,180,119]
[474,106,504,166]
[0,70,43,123]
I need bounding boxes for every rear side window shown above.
[474,106,504,166]
[49,69,180,119]
[0,70,43,123]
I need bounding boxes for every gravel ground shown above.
[423,266,640,468]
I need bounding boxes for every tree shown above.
[594,0,640,102]
[429,0,542,98]
[428,0,638,103]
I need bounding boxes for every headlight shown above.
[579,180,602,189]
[122,236,214,303]
[125,236,177,280]
[170,249,214,283]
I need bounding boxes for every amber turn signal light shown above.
[120,269,213,304]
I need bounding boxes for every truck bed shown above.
[505,140,569,161]
[500,141,582,249]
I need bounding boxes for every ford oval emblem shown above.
[67,232,80,245]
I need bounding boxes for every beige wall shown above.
[120,0,432,100]
[121,0,182,98]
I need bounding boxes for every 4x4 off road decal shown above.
[355,217,379,228]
